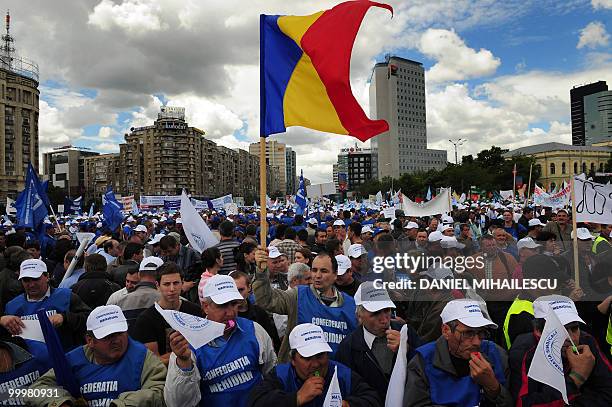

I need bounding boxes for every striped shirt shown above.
[215,239,240,275]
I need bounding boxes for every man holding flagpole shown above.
[248,323,381,406]
[509,295,612,406]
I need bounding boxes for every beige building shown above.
[117,106,279,201]
[249,140,296,194]
[0,14,40,202]
[83,153,121,200]
[504,142,612,190]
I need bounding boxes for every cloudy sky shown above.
[6,0,611,184]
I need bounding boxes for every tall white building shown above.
[249,140,297,195]
[369,56,447,179]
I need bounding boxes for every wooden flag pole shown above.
[259,137,268,248]
[524,162,533,208]
[570,177,579,288]
[512,164,517,208]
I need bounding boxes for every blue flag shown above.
[102,187,124,232]
[88,202,95,218]
[36,309,82,398]
[63,196,83,215]
[15,165,48,230]
[426,186,432,201]
[296,170,308,215]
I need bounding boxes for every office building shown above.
[43,146,99,197]
[369,55,447,180]
[584,89,612,145]
[0,12,40,202]
[334,145,375,191]
[571,81,608,146]
[83,153,121,200]
[249,140,296,194]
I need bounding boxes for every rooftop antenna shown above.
[1,11,15,69]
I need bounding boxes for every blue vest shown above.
[0,340,51,406]
[275,361,352,407]
[416,340,506,406]
[194,317,262,407]
[5,288,71,320]
[297,286,357,355]
[66,338,146,406]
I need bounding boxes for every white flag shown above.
[528,307,570,404]
[323,365,342,407]
[155,303,225,349]
[180,191,218,254]
[385,325,408,407]
[6,197,16,215]
[376,191,383,204]
[401,188,452,217]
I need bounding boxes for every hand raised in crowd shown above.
[569,287,584,302]
[48,313,64,327]
[386,329,401,353]
[296,376,325,406]
[169,330,192,369]
[469,352,500,397]
[255,246,269,271]
[566,344,595,385]
[0,315,25,335]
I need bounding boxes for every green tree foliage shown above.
[356,146,540,199]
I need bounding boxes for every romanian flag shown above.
[260,1,392,142]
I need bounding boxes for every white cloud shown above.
[88,0,167,34]
[592,0,612,10]
[419,29,501,83]
[577,21,610,49]
[38,100,81,150]
[97,126,116,139]
[94,142,121,152]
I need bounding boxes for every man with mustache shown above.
[25,305,166,407]
[405,299,513,406]
[248,323,381,406]
[509,295,612,406]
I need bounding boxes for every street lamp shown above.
[385,162,393,193]
[448,139,466,165]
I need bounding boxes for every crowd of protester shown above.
[0,202,611,406]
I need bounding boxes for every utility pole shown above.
[448,139,466,164]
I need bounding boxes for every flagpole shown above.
[259,137,267,248]
[570,177,580,288]
[512,164,517,208]
[524,162,533,208]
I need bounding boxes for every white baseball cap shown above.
[19,259,47,280]
[176,218,183,224]
[347,244,366,259]
[440,236,465,250]
[428,231,443,242]
[289,323,332,357]
[354,281,396,312]
[441,299,498,329]
[86,305,128,339]
[126,216,135,222]
[139,256,164,272]
[439,224,454,233]
[571,228,593,241]
[268,246,285,259]
[528,219,544,227]
[148,233,165,245]
[362,225,374,234]
[517,237,541,251]
[199,274,243,304]
[533,295,585,325]
[332,220,345,227]
[307,218,318,225]
[134,225,148,233]
[404,221,419,229]
[335,255,351,276]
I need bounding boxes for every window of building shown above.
[550,163,555,175]
[590,163,595,173]
[561,162,566,174]
[574,162,578,174]
[582,163,587,174]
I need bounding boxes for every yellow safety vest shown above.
[592,235,611,254]
[503,298,534,349]
[607,317,612,356]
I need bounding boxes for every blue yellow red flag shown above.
[260,1,392,142]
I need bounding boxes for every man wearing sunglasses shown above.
[405,299,512,407]
[509,295,612,406]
